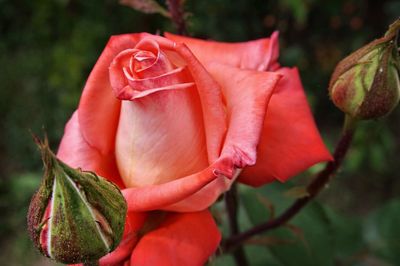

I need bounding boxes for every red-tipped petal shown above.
[122,157,233,212]
[240,68,333,186]
[131,211,221,266]
[57,111,124,188]
[165,31,280,71]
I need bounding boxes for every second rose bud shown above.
[329,19,400,119]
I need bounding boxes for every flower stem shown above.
[224,183,249,266]
[222,115,358,252]
[166,0,188,36]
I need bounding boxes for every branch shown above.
[222,115,358,252]
[166,0,188,35]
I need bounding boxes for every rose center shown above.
[109,38,180,100]
[122,50,157,80]
[132,50,157,73]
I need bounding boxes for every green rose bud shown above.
[329,19,400,119]
[27,137,127,264]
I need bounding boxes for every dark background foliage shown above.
[0,0,399,265]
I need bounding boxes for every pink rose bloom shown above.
[59,32,331,265]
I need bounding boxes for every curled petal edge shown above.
[122,157,234,212]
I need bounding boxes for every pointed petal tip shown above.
[212,156,235,179]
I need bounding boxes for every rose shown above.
[58,32,331,265]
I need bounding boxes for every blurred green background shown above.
[0,0,399,265]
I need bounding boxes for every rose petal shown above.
[108,39,195,101]
[163,169,242,212]
[115,85,210,188]
[111,59,195,100]
[119,82,195,100]
[239,67,333,186]
[126,67,192,91]
[174,43,227,163]
[164,65,281,212]
[133,38,174,78]
[122,156,234,212]
[165,31,280,71]
[99,212,147,266]
[131,211,221,266]
[78,33,150,155]
[208,63,281,168]
[57,111,124,188]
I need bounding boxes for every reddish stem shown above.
[225,184,249,266]
[166,0,188,35]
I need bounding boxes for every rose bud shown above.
[329,19,400,119]
[27,137,127,264]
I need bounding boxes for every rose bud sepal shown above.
[329,18,400,119]
[27,138,127,264]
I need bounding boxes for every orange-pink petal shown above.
[240,67,333,186]
[78,34,148,155]
[162,65,281,212]
[57,111,124,188]
[115,85,209,189]
[122,156,234,212]
[163,169,242,212]
[174,43,227,163]
[130,211,221,266]
[208,63,281,168]
[165,31,280,71]
[109,38,195,100]
[99,212,148,266]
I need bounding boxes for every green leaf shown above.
[322,205,363,260]
[208,253,235,266]
[270,204,334,266]
[241,182,370,265]
[364,199,400,263]
[244,246,283,266]
[241,183,334,266]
